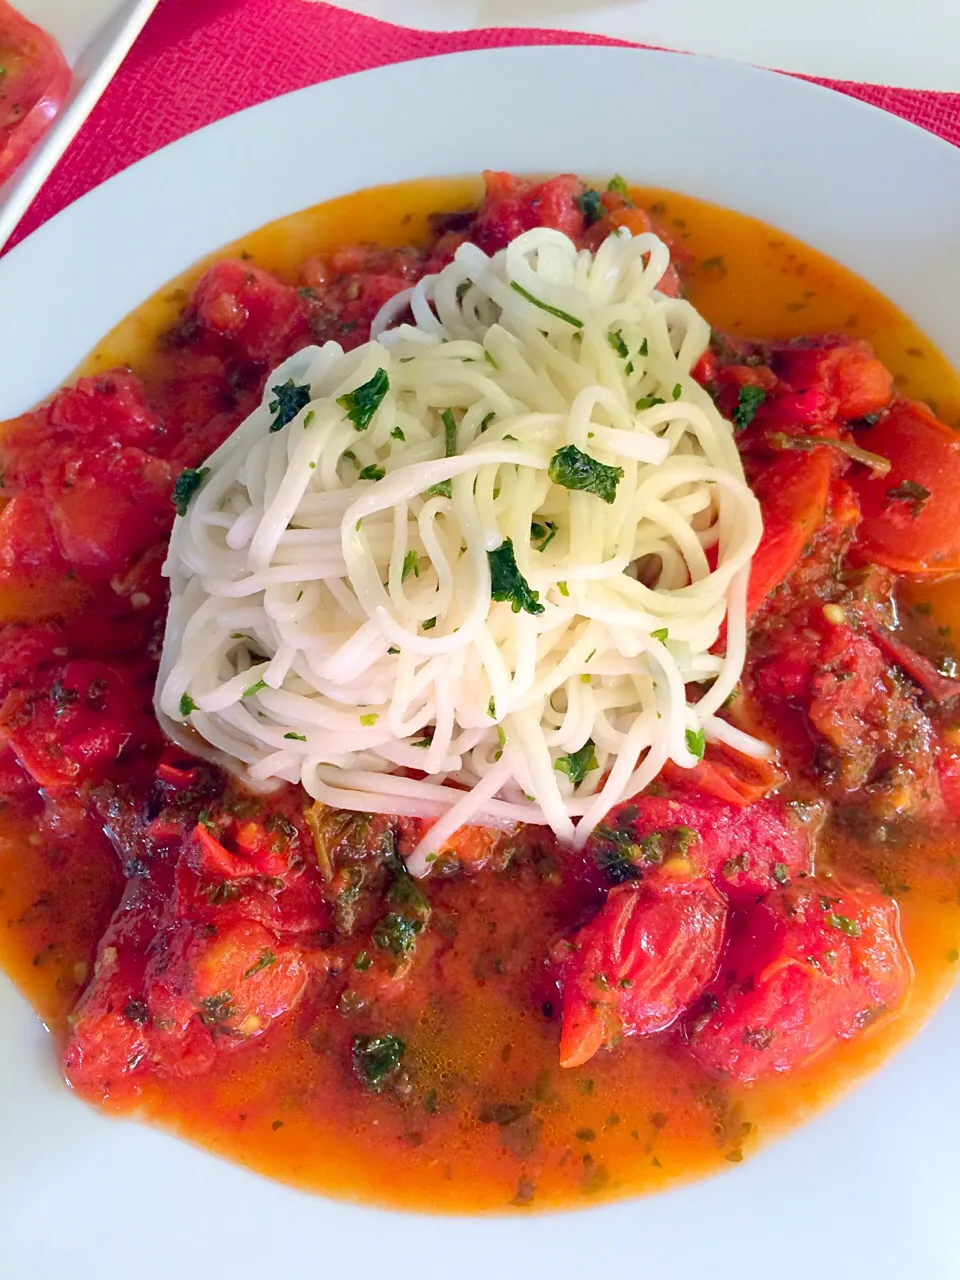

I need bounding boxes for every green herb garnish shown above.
[401,549,419,582]
[577,187,605,225]
[373,913,422,955]
[510,281,583,329]
[531,519,558,553]
[489,538,544,616]
[268,379,312,431]
[825,912,862,938]
[358,464,385,482]
[733,385,766,430]
[337,368,389,431]
[608,329,630,359]
[549,444,623,505]
[242,951,277,980]
[171,466,210,517]
[352,1033,405,1089]
[685,728,706,760]
[555,739,599,784]
[179,693,197,717]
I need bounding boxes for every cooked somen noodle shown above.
[157,225,766,874]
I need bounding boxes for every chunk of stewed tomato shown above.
[850,399,960,576]
[687,881,911,1082]
[771,339,893,424]
[473,171,586,254]
[745,448,834,617]
[593,790,815,902]
[43,445,174,575]
[0,492,65,578]
[189,260,310,365]
[0,658,134,788]
[556,875,727,1069]
[183,919,309,1041]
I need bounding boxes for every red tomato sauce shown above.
[1,175,960,1213]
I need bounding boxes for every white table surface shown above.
[329,0,960,91]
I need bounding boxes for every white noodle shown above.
[157,226,765,875]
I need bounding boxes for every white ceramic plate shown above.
[0,0,160,250]
[1,46,959,1280]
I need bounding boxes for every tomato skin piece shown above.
[746,448,833,617]
[850,399,960,576]
[663,744,783,807]
[557,876,727,1069]
[687,882,911,1082]
[0,1,70,185]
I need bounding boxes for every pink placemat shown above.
[9,0,960,250]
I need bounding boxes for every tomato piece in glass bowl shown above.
[0,1,70,187]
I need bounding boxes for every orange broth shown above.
[1,177,960,1212]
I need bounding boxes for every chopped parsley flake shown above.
[352,1033,405,1089]
[422,617,437,631]
[442,408,458,457]
[549,444,623,505]
[825,912,862,938]
[685,727,706,760]
[607,174,629,197]
[171,467,210,517]
[284,732,307,741]
[608,329,630,359]
[337,368,389,431]
[390,426,405,441]
[401,550,419,582]
[489,538,544,616]
[268,379,312,431]
[555,739,599,784]
[650,627,669,643]
[733,385,766,430]
[531,519,558,553]
[179,693,197,717]
[358,463,385,482]
[636,395,665,411]
[242,950,277,980]
[577,187,605,225]
[360,712,379,726]
[242,679,267,698]
[510,281,583,329]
